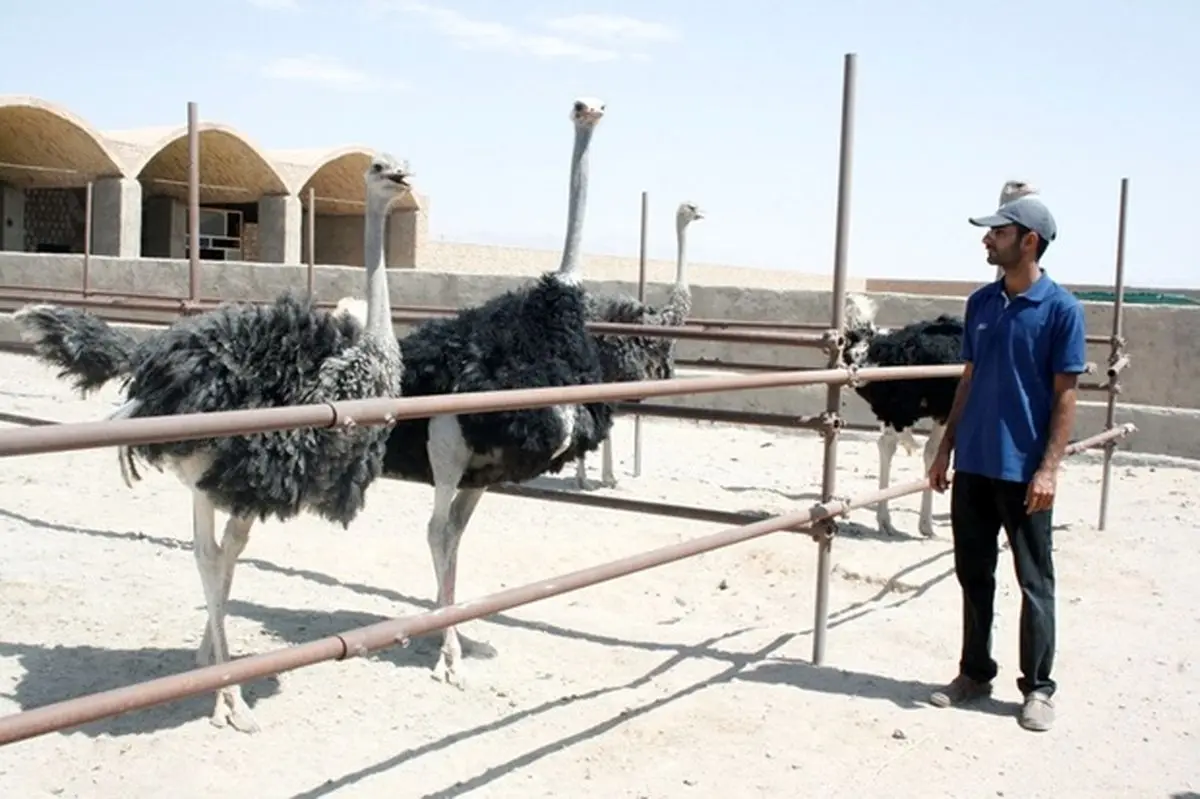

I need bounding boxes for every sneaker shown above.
[929,674,993,708]
[1018,691,1054,732]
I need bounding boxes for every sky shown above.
[2,0,1197,288]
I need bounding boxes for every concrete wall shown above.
[1,251,1197,459]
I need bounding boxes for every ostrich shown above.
[838,179,1037,537]
[993,179,1038,279]
[366,97,613,687]
[842,293,964,538]
[574,200,705,489]
[13,154,414,732]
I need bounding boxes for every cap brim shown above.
[968,213,1011,228]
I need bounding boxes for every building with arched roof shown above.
[0,95,424,268]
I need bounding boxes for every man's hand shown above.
[929,446,952,493]
[1025,467,1057,513]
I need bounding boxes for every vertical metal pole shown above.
[1098,177,1128,531]
[633,190,649,478]
[812,52,857,666]
[306,186,317,299]
[187,101,201,303]
[81,181,93,297]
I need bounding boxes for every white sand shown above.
[0,350,1196,798]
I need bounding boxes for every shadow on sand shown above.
[0,503,960,788]
[735,659,1021,717]
[0,640,280,738]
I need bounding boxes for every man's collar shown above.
[989,268,1054,304]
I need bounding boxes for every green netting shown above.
[1072,290,1200,306]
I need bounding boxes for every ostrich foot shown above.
[432,651,466,689]
[210,687,259,734]
[876,508,901,538]
[431,628,467,689]
[918,517,937,538]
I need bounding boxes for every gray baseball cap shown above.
[969,194,1057,243]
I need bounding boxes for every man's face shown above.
[982,224,1026,268]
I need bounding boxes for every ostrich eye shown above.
[573,101,585,113]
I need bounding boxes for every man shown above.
[926,190,1087,732]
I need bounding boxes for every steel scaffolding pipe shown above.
[0,475,936,747]
[0,363,964,459]
[1066,423,1137,456]
[811,51,858,666]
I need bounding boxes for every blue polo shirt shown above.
[954,271,1088,484]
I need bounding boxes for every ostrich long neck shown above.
[663,218,693,324]
[675,220,690,290]
[556,125,593,280]
[362,193,396,347]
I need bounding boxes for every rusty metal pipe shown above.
[0,289,832,348]
[0,475,936,746]
[187,101,201,303]
[0,285,831,333]
[0,363,965,459]
[306,186,316,299]
[492,483,765,527]
[82,181,93,297]
[614,402,841,432]
[634,190,649,478]
[583,321,832,346]
[1099,178,1130,531]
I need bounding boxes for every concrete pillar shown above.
[385,205,427,268]
[258,194,301,264]
[0,183,27,251]
[91,177,142,257]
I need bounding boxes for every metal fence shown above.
[0,53,1138,745]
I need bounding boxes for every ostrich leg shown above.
[426,414,492,687]
[575,452,588,488]
[196,513,254,666]
[918,423,946,538]
[427,485,486,686]
[600,436,616,487]
[875,426,901,537]
[192,491,259,733]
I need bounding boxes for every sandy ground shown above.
[0,350,1196,799]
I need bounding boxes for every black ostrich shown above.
[13,155,414,732]
[575,200,705,488]
[365,97,613,686]
[841,293,964,538]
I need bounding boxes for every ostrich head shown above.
[570,97,606,128]
[364,153,413,207]
[677,201,704,227]
[999,179,1037,207]
[842,293,881,367]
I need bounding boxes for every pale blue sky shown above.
[2,0,1196,287]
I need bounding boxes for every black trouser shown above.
[950,470,1056,697]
